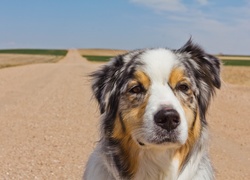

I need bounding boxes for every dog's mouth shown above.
[136,138,180,149]
[136,130,181,147]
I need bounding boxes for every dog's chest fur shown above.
[134,149,178,180]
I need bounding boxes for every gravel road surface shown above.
[0,50,249,179]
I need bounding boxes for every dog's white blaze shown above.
[140,48,177,82]
[139,49,188,145]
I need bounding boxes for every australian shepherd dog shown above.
[84,40,221,180]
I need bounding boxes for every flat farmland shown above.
[78,48,127,56]
[0,54,64,68]
[222,66,250,86]
[0,49,67,68]
[216,55,250,60]
[217,55,250,66]
[0,49,249,179]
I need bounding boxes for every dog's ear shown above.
[91,65,110,114]
[90,56,125,114]
[179,39,221,89]
[178,39,221,122]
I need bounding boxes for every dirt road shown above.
[0,50,249,179]
[0,50,99,179]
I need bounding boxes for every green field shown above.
[0,49,68,56]
[82,55,114,62]
[83,55,250,66]
[222,60,250,66]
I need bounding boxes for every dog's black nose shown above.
[154,109,180,131]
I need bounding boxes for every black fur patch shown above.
[102,137,134,179]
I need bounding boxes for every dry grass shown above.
[0,54,64,69]
[221,66,250,86]
[216,55,250,61]
[78,49,127,56]
[78,49,250,61]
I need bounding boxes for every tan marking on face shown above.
[169,67,195,127]
[126,70,150,125]
[174,109,201,171]
[111,100,149,176]
[169,67,192,97]
[169,67,186,87]
[181,101,196,129]
[127,71,151,92]
[134,70,151,89]
[169,67,201,170]
[112,121,140,176]
[111,70,151,176]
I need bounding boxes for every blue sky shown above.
[0,0,249,54]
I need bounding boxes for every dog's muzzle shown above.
[154,108,180,132]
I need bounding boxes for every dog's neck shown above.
[105,135,182,180]
[107,131,204,179]
[134,147,178,180]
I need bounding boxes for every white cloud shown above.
[129,0,250,54]
[130,0,186,12]
[157,13,250,54]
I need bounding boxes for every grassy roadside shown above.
[0,49,68,56]
[0,56,63,69]
[0,49,68,69]
[83,55,250,66]
[82,55,114,62]
[217,55,250,66]
[222,60,250,66]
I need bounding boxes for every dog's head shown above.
[91,40,220,149]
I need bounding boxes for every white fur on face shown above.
[136,49,188,147]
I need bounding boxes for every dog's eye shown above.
[177,83,190,93]
[129,85,144,94]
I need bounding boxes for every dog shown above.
[84,39,221,180]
